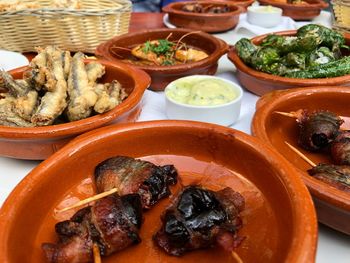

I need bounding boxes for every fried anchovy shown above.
[0,70,30,97]
[85,62,105,86]
[94,80,126,113]
[0,95,34,127]
[23,47,48,90]
[66,52,97,121]
[31,46,68,126]
[61,50,71,80]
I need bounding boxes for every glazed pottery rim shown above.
[258,0,328,9]
[251,86,350,211]
[163,1,243,17]
[0,120,317,262]
[0,59,150,139]
[228,30,350,85]
[95,28,228,72]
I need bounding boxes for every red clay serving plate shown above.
[252,86,350,235]
[0,59,150,160]
[197,0,255,10]
[227,30,350,96]
[0,120,317,262]
[95,28,228,91]
[258,0,328,20]
[162,1,243,33]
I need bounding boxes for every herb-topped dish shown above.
[227,25,350,95]
[96,29,228,91]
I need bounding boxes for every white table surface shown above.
[0,11,349,263]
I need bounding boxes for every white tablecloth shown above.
[0,11,349,263]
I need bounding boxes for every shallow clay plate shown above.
[227,30,350,96]
[252,86,350,235]
[197,0,255,10]
[95,28,228,91]
[0,59,150,160]
[162,1,243,33]
[0,121,317,262]
[258,0,328,20]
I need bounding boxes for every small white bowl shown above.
[164,75,243,126]
[247,5,282,28]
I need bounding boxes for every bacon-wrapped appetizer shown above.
[308,163,350,192]
[330,130,350,165]
[154,185,245,256]
[94,156,178,209]
[42,194,143,263]
[296,110,343,151]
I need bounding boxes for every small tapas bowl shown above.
[227,30,350,96]
[258,0,328,20]
[95,28,228,91]
[247,5,282,28]
[0,120,317,262]
[197,0,255,10]
[252,86,350,234]
[162,1,243,33]
[0,59,150,160]
[164,75,243,126]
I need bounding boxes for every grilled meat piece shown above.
[42,194,143,263]
[95,156,178,209]
[331,130,350,165]
[297,110,343,151]
[154,185,245,256]
[308,163,350,192]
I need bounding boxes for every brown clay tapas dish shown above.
[228,25,350,96]
[162,1,243,33]
[95,28,228,91]
[197,0,255,10]
[252,86,350,235]
[0,46,150,160]
[258,0,328,20]
[0,120,317,262]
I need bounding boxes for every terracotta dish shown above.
[0,120,317,262]
[258,0,328,20]
[0,60,150,160]
[162,1,243,33]
[95,28,228,91]
[197,0,255,10]
[252,86,350,235]
[227,30,350,96]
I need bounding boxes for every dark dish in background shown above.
[95,28,228,91]
[162,1,243,33]
[252,86,350,234]
[0,120,317,262]
[228,27,350,96]
[258,0,328,20]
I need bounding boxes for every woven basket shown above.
[0,0,132,53]
[332,0,350,33]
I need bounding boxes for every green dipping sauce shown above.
[165,77,238,106]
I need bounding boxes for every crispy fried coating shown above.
[86,62,105,86]
[66,52,98,121]
[31,46,68,126]
[93,80,127,113]
[0,94,34,127]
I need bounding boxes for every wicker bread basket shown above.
[0,0,132,53]
[332,0,350,33]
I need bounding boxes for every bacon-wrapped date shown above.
[308,163,350,192]
[153,185,245,256]
[94,156,178,209]
[297,110,343,151]
[330,130,350,165]
[42,194,143,263]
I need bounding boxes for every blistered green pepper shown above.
[235,38,257,64]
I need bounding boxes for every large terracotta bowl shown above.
[95,28,228,91]
[162,1,243,33]
[0,60,150,160]
[227,30,350,96]
[0,121,317,262]
[258,0,328,20]
[252,86,350,235]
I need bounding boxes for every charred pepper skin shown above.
[297,110,344,151]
